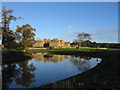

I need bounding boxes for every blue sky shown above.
[2,2,118,43]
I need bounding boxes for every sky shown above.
[1,0,119,2]
[2,2,118,43]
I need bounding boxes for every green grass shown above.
[27,48,120,54]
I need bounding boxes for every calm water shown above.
[3,53,101,88]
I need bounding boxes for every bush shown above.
[49,47,54,49]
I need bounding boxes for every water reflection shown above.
[2,60,36,88]
[33,53,71,63]
[70,56,101,72]
[2,53,101,88]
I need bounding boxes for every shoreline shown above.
[2,51,33,63]
[2,48,120,89]
[33,53,119,89]
[29,49,119,89]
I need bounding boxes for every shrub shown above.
[49,47,54,49]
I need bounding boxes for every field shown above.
[28,48,120,54]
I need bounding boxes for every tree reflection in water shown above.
[70,56,99,72]
[2,60,36,88]
[3,54,102,88]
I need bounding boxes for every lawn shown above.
[28,48,120,53]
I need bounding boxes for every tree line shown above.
[72,31,119,49]
[71,41,120,48]
[1,7,36,51]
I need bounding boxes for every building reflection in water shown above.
[32,53,71,63]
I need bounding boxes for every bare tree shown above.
[74,32,91,49]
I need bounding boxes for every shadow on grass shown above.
[2,51,32,64]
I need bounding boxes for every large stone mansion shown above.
[33,38,72,48]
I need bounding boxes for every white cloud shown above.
[67,25,72,30]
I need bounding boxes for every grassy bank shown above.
[28,48,120,52]
[3,48,119,62]
[2,51,32,63]
[28,48,120,57]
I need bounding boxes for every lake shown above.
[2,53,102,88]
